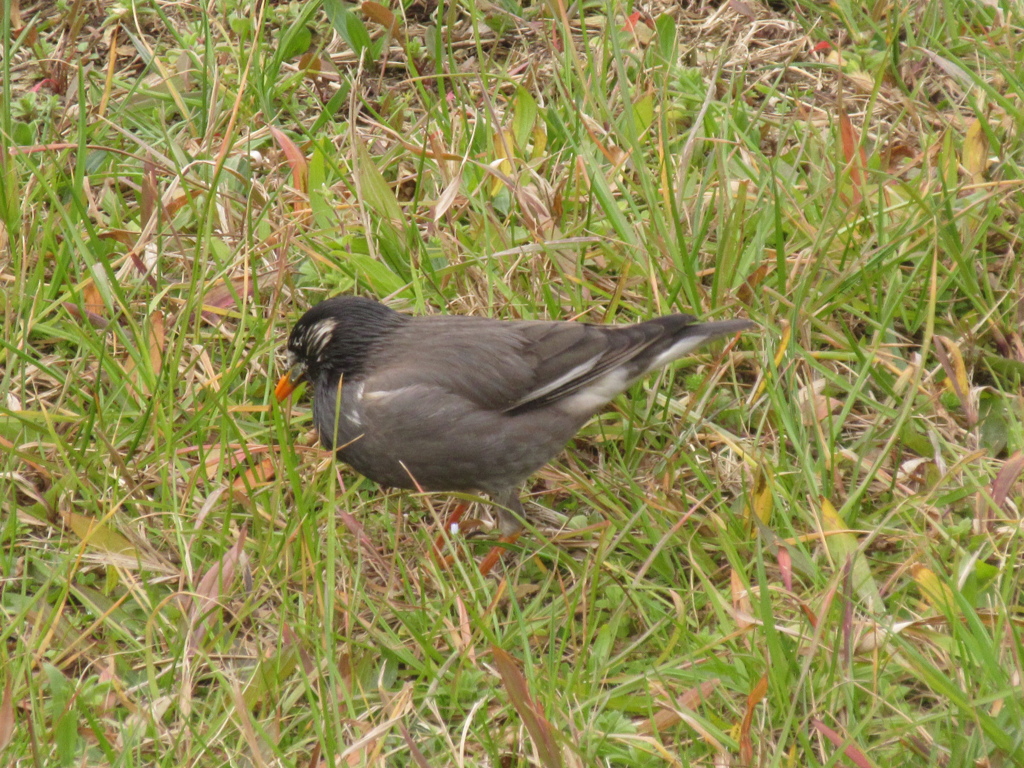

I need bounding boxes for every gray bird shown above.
[276,296,754,539]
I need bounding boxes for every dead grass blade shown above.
[187,528,248,652]
[0,679,13,752]
[739,674,767,765]
[838,108,867,208]
[491,646,563,768]
[638,679,719,736]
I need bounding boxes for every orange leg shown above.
[431,503,468,569]
[477,531,523,576]
[432,504,523,574]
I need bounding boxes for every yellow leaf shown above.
[753,321,789,400]
[746,464,773,526]
[530,124,548,160]
[962,118,988,185]
[147,310,164,379]
[490,129,515,196]
[818,497,882,612]
[935,334,975,425]
[911,564,957,615]
[63,512,136,555]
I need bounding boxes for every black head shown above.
[280,296,407,391]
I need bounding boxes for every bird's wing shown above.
[361,317,554,411]
[365,315,684,416]
[503,320,673,414]
[502,316,752,413]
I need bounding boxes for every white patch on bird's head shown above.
[294,318,338,363]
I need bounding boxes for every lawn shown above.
[2,0,1023,765]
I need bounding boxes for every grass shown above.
[2,0,1024,765]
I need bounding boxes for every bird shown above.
[275,295,754,568]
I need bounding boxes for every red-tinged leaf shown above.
[811,719,875,768]
[141,160,158,228]
[736,263,769,304]
[362,1,403,40]
[0,435,50,479]
[125,246,158,287]
[298,52,322,75]
[147,310,164,379]
[398,723,432,768]
[797,598,820,628]
[98,229,136,246]
[201,275,256,323]
[82,278,105,317]
[491,646,563,768]
[338,509,391,575]
[727,0,757,20]
[991,452,1024,509]
[452,595,473,656]
[838,108,867,204]
[188,529,247,652]
[881,141,916,171]
[98,657,118,718]
[778,545,793,592]
[64,301,108,329]
[838,109,858,171]
[0,678,13,751]
[270,125,308,195]
[548,19,562,53]
[739,674,768,765]
[622,11,642,30]
[163,188,202,217]
[230,457,277,501]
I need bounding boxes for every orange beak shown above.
[275,358,306,402]
[274,374,296,402]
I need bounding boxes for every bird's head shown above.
[274,296,405,401]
